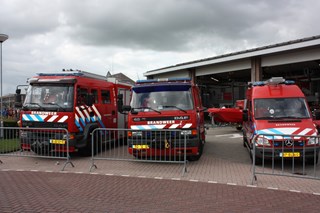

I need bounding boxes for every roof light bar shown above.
[249,77,295,87]
[136,77,191,84]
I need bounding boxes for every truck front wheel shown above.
[187,140,204,161]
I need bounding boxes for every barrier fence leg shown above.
[90,160,98,172]
[181,133,188,177]
[251,143,257,185]
[89,131,97,172]
[62,154,75,171]
[61,137,75,171]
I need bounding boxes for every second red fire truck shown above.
[118,78,206,161]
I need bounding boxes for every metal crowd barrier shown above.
[0,127,74,171]
[90,128,188,176]
[251,133,320,184]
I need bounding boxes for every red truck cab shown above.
[119,78,206,161]
[17,70,131,155]
[242,77,319,163]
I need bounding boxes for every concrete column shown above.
[189,68,196,84]
[251,57,262,82]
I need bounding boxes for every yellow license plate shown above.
[132,144,149,149]
[280,152,300,157]
[50,139,66,145]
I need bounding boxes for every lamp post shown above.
[0,34,8,138]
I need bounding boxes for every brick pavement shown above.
[0,170,319,213]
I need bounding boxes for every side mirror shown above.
[117,94,124,113]
[315,111,320,120]
[122,105,132,112]
[15,89,22,108]
[242,109,248,121]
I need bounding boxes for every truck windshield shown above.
[23,84,74,111]
[131,87,193,112]
[254,98,310,119]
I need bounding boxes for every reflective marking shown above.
[182,123,192,128]
[48,115,58,122]
[92,105,102,119]
[131,125,166,130]
[76,107,86,122]
[58,116,68,123]
[169,124,179,129]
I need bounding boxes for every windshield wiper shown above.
[256,116,279,120]
[276,116,307,119]
[23,103,44,110]
[162,105,187,113]
[133,107,161,114]
[44,102,66,111]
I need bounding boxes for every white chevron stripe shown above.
[81,106,90,121]
[296,128,312,135]
[47,115,58,122]
[22,114,29,121]
[92,105,101,119]
[182,123,192,128]
[169,124,179,129]
[58,116,68,123]
[76,106,86,121]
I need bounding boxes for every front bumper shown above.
[254,146,320,160]
[128,136,200,157]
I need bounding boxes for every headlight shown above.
[307,137,319,145]
[20,131,28,138]
[132,131,142,137]
[181,129,197,136]
[255,136,271,146]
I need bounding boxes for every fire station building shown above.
[144,35,320,109]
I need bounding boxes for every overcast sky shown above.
[1,0,320,95]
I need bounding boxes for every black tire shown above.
[30,141,51,155]
[78,132,98,157]
[187,140,204,161]
[242,132,247,147]
[236,126,242,131]
[306,155,319,165]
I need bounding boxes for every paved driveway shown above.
[0,170,319,213]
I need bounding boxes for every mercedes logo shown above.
[285,139,294,147]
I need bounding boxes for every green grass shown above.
[0,139,21,153]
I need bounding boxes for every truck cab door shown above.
[101,89,117,128]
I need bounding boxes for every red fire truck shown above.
[242,77,319,164]
[16,70,131,155]
[118,78,206,161]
